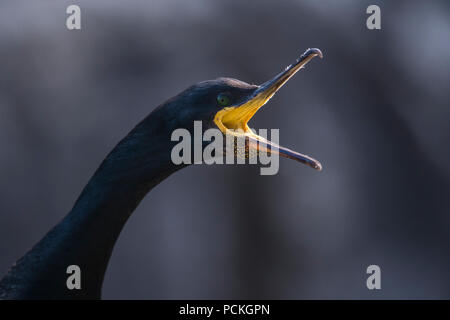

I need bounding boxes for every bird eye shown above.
[217,93,231,107]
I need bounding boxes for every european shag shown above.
[0,48,323,299]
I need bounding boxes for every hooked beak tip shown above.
[304,48,323,59]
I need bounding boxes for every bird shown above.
[0,48,323,299]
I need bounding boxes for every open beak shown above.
[214,48,323,171]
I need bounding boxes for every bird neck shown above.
[0,107,185,299]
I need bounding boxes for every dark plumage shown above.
[0,48,322,299]
[0,78,256,299]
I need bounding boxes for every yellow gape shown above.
[213,48,323,170]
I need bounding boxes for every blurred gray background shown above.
[1,0,449,299]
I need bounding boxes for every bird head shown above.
[162,48,323,170]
